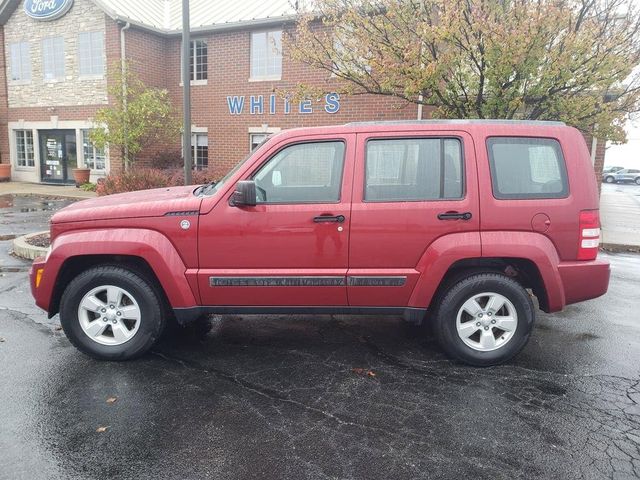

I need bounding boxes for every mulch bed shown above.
[25,233,50,248]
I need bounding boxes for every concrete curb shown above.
[601,243,640,254]
[7,192,94,201]
[13,230,49,260]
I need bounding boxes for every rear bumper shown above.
[29,257,50,312]
[558,258,610,307]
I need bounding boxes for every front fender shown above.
[37,228,198,312]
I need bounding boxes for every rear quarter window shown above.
[487,137,569,199]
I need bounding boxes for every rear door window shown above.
[364,138,463,201]
[487,137,568,199]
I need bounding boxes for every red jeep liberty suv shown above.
[29,120,610,366]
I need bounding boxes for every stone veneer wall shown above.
[4,0,108,108]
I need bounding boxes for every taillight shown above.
[577,210,600,260]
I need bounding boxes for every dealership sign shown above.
[24,0,73,21]
[227,93,340,115]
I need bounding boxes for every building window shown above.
[9,42,31,82]
[42,37,65,81]
[189,40,207,81]
[192,133,208,170]
[82,130,106,170]
[78,31,104,77]
[250,30,282,80]
[250,133,268,151]
[15,130,35,167]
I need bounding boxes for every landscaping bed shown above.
[25,232,50,248]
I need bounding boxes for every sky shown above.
[606,118,640,169]
[605,61,640,169]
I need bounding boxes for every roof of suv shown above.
[346,120,566,127]
[277,119,570,138]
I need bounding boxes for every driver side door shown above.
[197,134,355,307]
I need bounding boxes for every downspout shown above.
[590,123,599,167]
[590,135,598,167]
[120,22,131,169]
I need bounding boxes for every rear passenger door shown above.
[347,131,480,307]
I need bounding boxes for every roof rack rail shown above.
[345,119,566,127]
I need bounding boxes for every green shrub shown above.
[96,168,217,196]
[80,182,97,192]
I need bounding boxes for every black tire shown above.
[604,176,615,183]
[59,266,166,361]
[635,177,640,186]
[432,273,535,367]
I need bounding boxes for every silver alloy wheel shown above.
[455,292,518,352]
[77,285,142,346]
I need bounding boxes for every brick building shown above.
[0,0,605,184]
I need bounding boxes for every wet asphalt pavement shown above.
[1,195,639,480]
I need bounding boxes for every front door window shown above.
[253,141,345,203]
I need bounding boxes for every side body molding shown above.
[39,229,198,313]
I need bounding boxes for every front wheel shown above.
[59,266,166,360]
[432,273,535,366]
[635,177,640,185]
[604,176,615,183]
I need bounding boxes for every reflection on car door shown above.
[197,134,356,307]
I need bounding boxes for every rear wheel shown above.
[59,266,166,360]
[432,273,534,366]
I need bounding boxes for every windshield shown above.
[200,152,252,196]
[199,136,270,196]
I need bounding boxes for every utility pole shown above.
[181,0,192,184]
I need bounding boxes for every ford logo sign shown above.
[24,0,73,21]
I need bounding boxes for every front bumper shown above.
[558,258,610,307]
[29,256,50,312]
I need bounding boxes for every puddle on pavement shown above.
[0,195,67,212]
[0,266,30,273]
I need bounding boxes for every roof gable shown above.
[0,0,298,32]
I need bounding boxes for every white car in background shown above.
[603,168,640,185]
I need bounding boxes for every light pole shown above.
[181,0,192,184]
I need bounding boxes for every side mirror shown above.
[230,180,257,207]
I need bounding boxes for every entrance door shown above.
[39,130,77,184]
